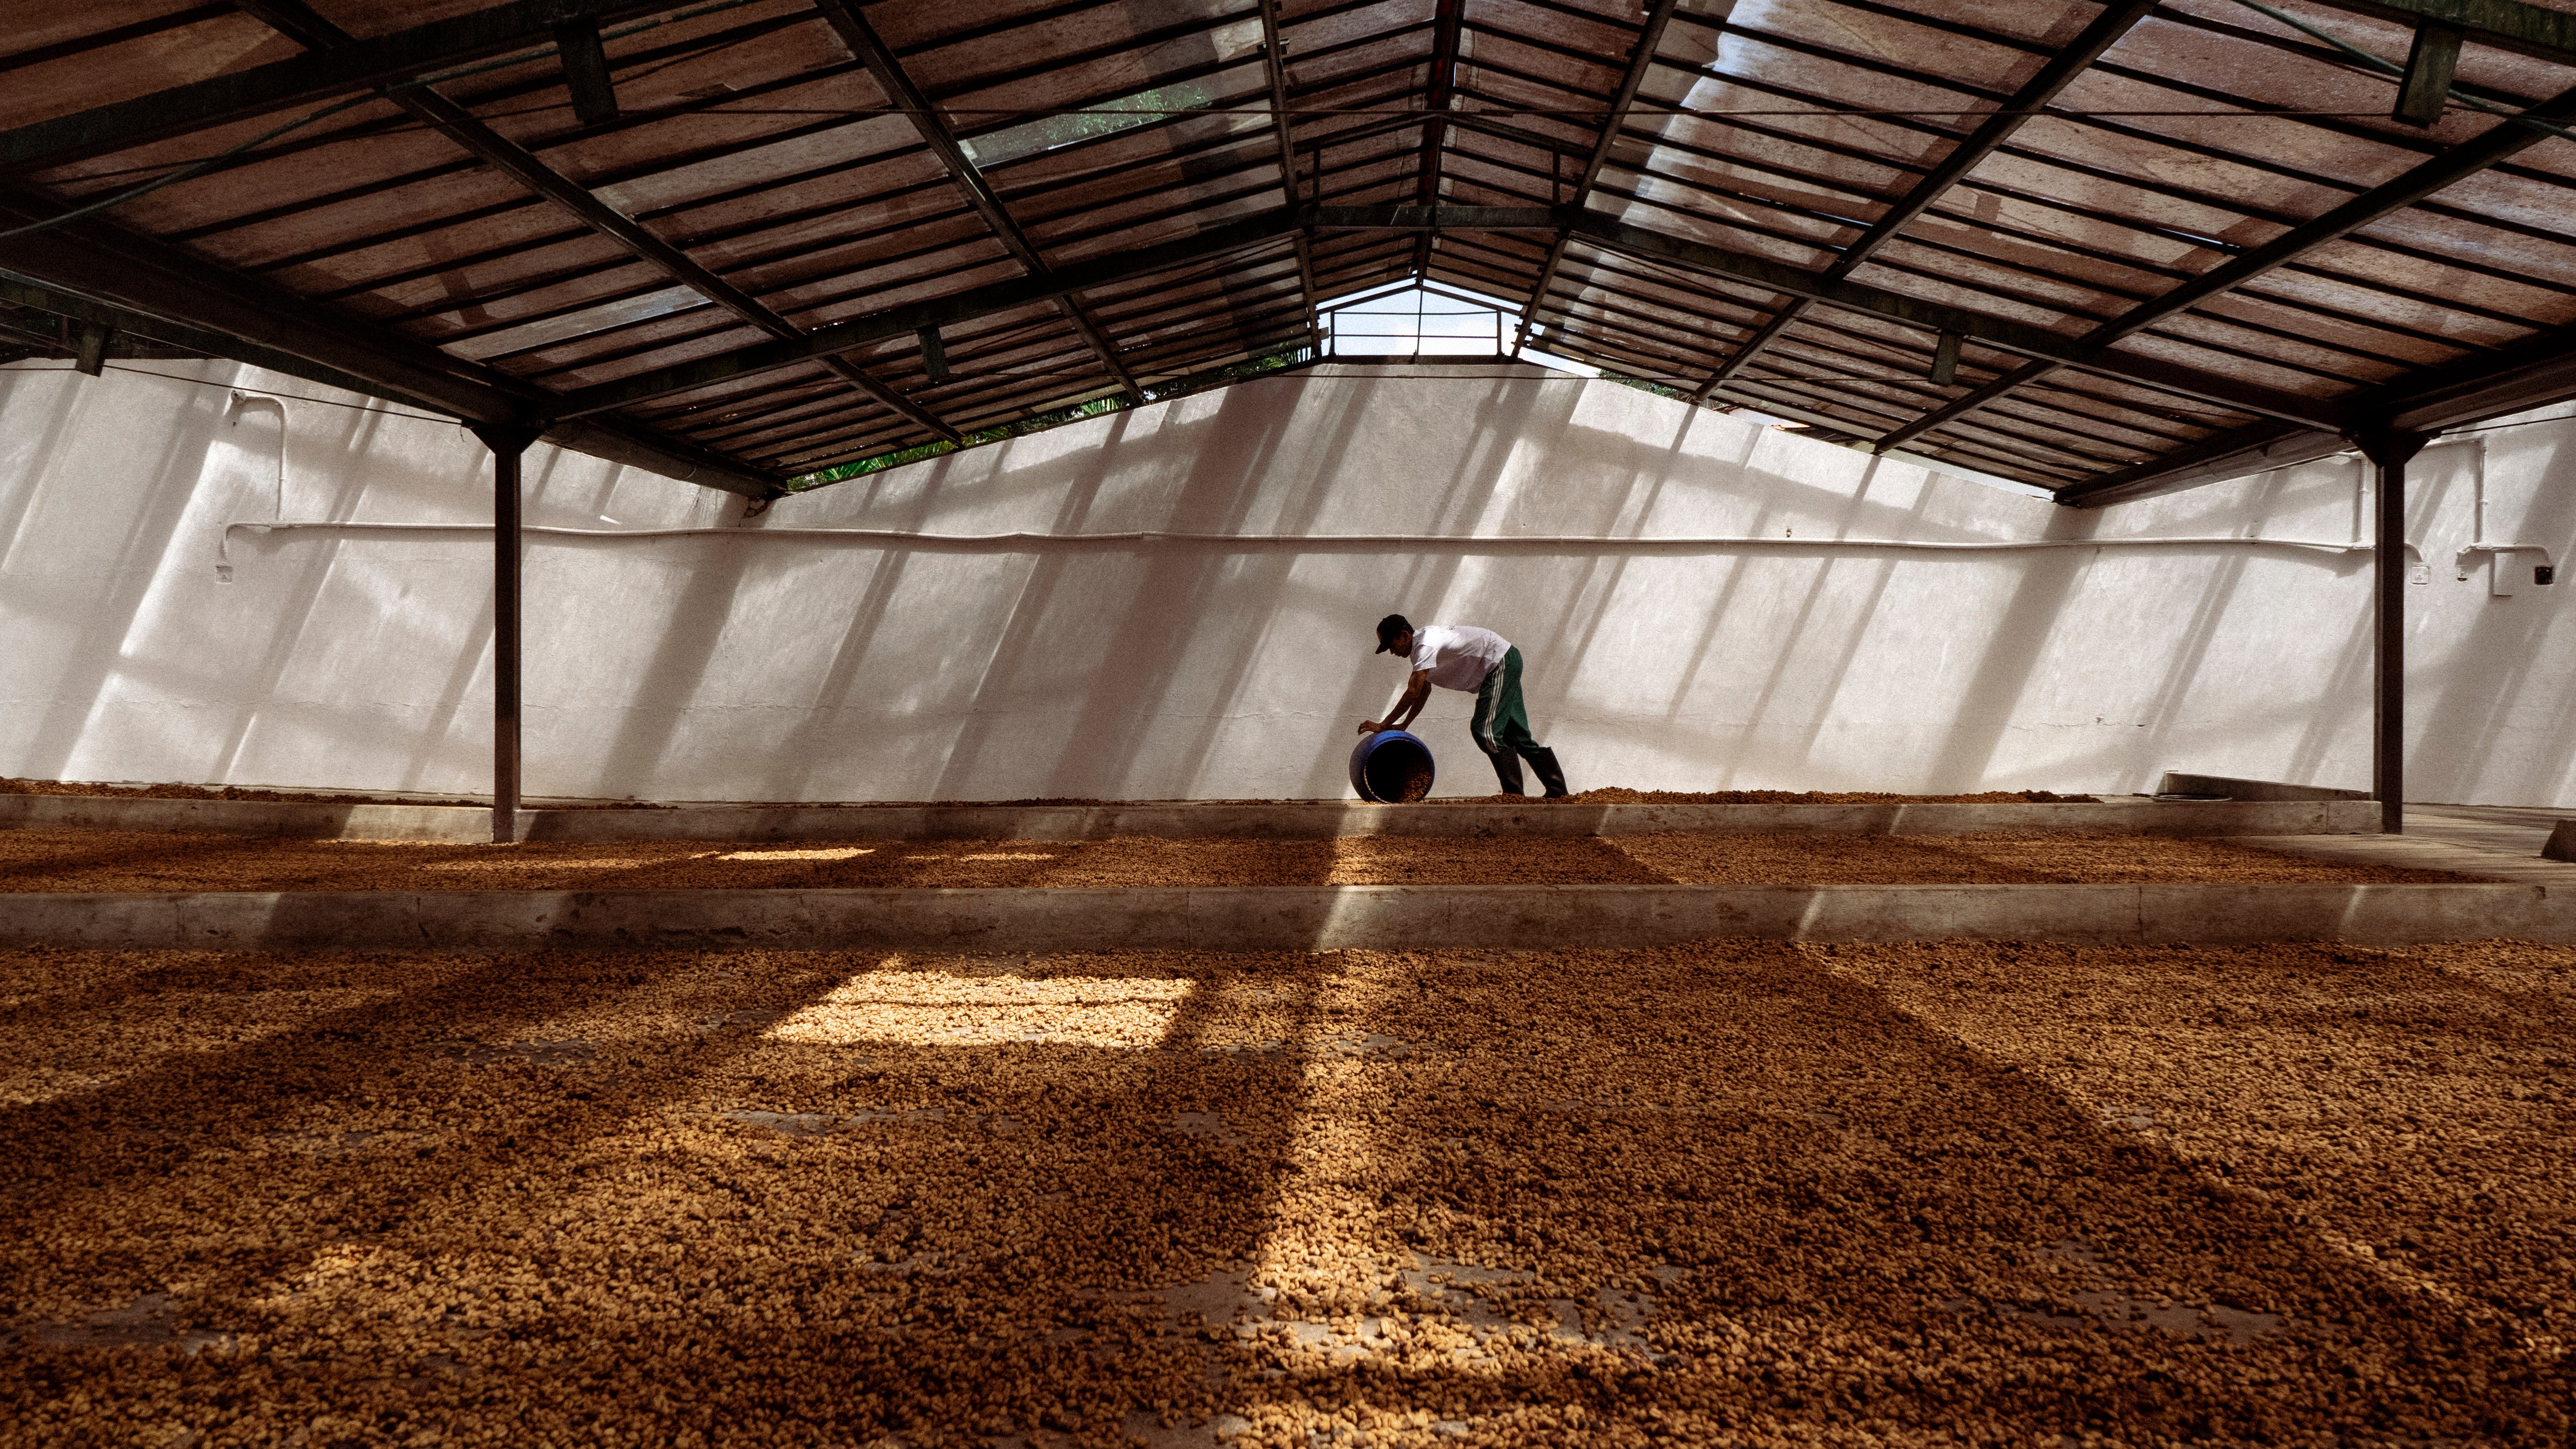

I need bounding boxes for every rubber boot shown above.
[1484,745,1525,795]
[1522,746,1570,799]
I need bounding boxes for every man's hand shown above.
[1357,719,1385,736]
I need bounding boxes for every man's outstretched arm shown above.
[1360,670,1433,735]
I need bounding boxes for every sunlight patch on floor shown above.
[765,961,1191,1047]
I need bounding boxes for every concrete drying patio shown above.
[7,939,2569,1445]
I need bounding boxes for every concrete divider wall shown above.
[0,792,2381,841]
[0,882,2561,952]
[2156,772,2372,802]
[0,793,493,841]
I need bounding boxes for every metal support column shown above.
[2354,427,2428,835]
[471,424,541,843]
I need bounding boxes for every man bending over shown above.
[1359,614,1570,798]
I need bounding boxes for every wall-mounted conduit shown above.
[213,393,287,582]
[2326,436,2556,594]
[220,519,2375,563]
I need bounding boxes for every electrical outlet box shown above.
[2538,565,2556,586]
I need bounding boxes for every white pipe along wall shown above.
[6,358,2575,805]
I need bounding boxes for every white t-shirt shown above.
[1409,624,1511,692]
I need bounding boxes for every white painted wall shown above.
[5,357,2574,804]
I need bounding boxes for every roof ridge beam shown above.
[1310,205,1572,230]
[1874,77,2576,453]
[812,0,1146,405]
[1411,0,1470,279]
[1508,0,1680,355]
[1256,0,1324,347]
[1686,0,2158,402]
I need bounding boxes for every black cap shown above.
[1375,613,1412,653]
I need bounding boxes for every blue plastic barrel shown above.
[1348,729,1436,803]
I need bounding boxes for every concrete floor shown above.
[2255,804,2576,884]
[2411,802,2576,851]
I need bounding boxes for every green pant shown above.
[1470,647,1540,756]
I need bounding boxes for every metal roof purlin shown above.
[548,211,1308,421]
[1683,0,2159,406]
[2063,306,2576,508]
[545,204,2340,430]
[0,0,675,174]
[0,269,455,414]
[231,0,961,446]
[2311,0,2576,67]
[1571,217,2349,430]
[0,199,783,495]
[811,0,1144,407]
[1875,80,2576,457]
[1509,0,1680,358]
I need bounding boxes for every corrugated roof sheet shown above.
[6,0,2576,503]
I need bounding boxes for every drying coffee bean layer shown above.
[0,828,2476,892]
[1615,831,2474,885]
[2,940,2566,1446]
